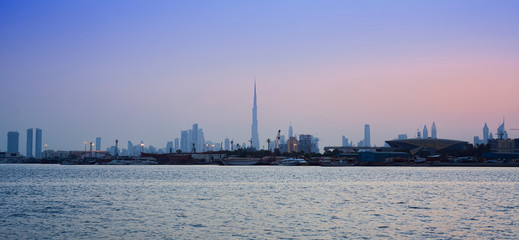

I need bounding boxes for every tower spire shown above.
[251,79,260,149]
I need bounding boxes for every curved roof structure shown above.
[385,138,468,152]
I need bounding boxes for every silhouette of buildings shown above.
[35,128,42,159]
[423,125,429,139]
[7,131,19,153]
[359,124,371,147]
[483,122,489,144]
[287,136,298,153]
[26,128,33,157]
[431,122,437,139]
[251,81,260,150]
[95,137,101,151]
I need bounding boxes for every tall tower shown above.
[364,124,370,147]
[35,128,42,158]
[7,131,19,153]
[483,122,489,144]
[95,137,101,151]
[423,125,429,139]
[251,81,260,149]
[26,128,33,157]
[288,123,293,138]
[431,122,437,139]
[192,123,199,152]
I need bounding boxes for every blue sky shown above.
[1,0,519,151]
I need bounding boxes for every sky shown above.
[1,0,519,152]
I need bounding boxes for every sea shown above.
[0,164,518,239]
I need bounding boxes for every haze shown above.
[1,0,518,151]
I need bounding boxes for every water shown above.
[1,165,518,239]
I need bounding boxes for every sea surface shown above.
[0,164,518,239]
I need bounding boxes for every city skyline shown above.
[1,1,519,151]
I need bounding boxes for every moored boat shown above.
[219,157,260,166]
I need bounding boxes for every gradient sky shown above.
[1,0,519,152]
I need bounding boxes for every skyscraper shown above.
[26,128,33,157]
[423,125,429,139]
[35,128,42,158]
[192,124,198,152]
[483,122,489,144]
[128,141,133,156]
[180,130,189,152]
[288,123,293,138]
[7,131,19,153]
[95,137,101,151]
[251,81,260,149]
[497,118,508,139]
[431,122,437,139]
[224,138,230,151]
[364,124,371,147]
[342,136,348,147]
[174,138,179,151]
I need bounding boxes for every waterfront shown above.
[1,165,518,239]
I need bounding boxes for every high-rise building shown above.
[95,137,101,151]
[180,130,189,152]
[364,124,371,147]
[7,131,19,153]
[128,141,133,156]
[483,122,489,144]
[431,122,437,139]
[398,134,408,140]
[342,136,348,147]
[26,128,33,157]
[251,81,260,149]
[35,128,42,159]
[166,141,174,153]
[299,134,313,153]
[174,138,179,151]
[192,124,199,152]
[198,129,205,152]
[224,138,230,151]
[287,137,298,152]
[288,123,293,138]
[423,125,429,139]
[497,118,508,139]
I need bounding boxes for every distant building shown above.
[483,122,489,144]
[386,138,468,155]
[26,128,33,157]
[180,130,189,152]
[487,138,519,153]
[95,137,101,151]
[174,138,179,151]
[397,134,408,140]
[342,136,350,147]
[474,136,484,146]
[287,137,298,153]
[224,138,230,151]
[192,124,199,152]
[497,118,508,139]
[364,124,371,147]
[128,141,133,156]
[35,128,42,159]
[423,125,429,139]
[298,134,313,153]
[288,123,293,138]
[7,131,19,153]
[166,141,174,153]
[251,81,260,150]
[431,122,437,139]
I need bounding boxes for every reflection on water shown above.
[0,165,518,239]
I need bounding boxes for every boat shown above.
[219,157,260,166]
[279,158,308,166]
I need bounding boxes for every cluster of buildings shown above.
[0,128,43,159]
